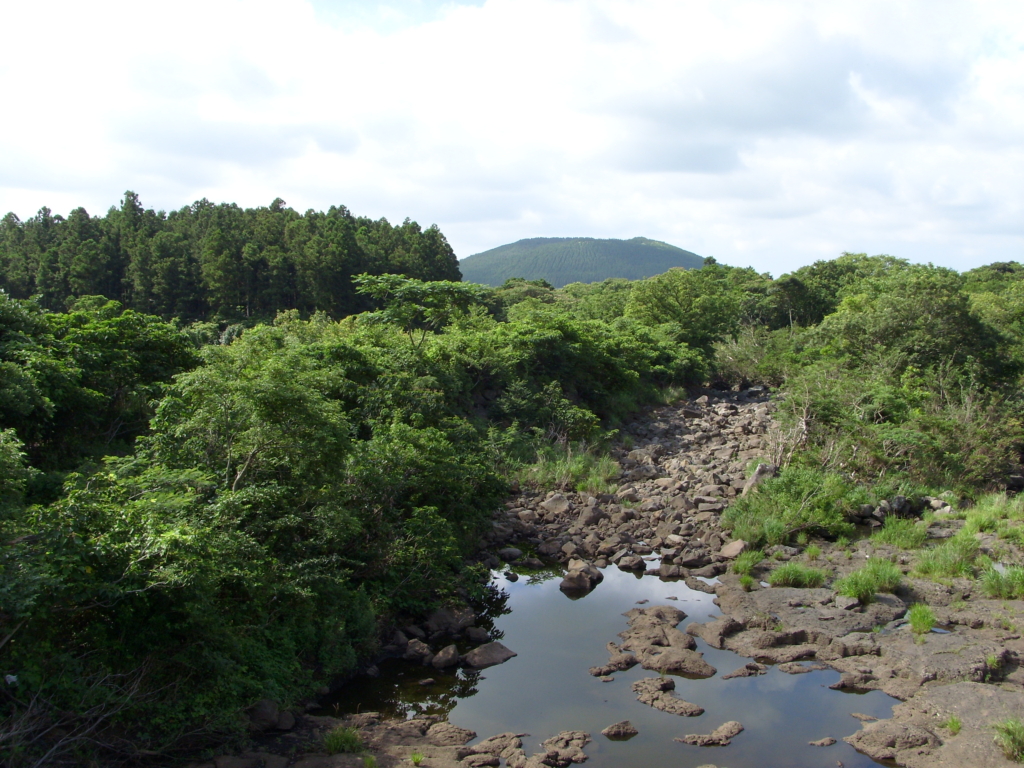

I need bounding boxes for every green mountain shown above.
[459,236,704,287]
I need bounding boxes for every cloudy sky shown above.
[2,0,1022,276]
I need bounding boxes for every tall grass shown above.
[834,559,902,603]
[516,443,620,494]
[768,562,828,588]
[994,718,1024,762]
[981,566,1024,599]
[914,534,978,579]
[872,517,927,549]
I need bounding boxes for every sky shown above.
[2,0,1023,277]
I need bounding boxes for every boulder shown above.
[246,699,279,731]
[431,644,460,669]
[403,638,433,663]
[497,547,523,562]
[719,539,748,559]
[463,642,517,669]
[559,559,603,592]
[540,494,571,516]
[601,721,638,739]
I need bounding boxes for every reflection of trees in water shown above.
[470,580,512,641]
[328,579,513,719]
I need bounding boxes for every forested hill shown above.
[0,192,460,321]
[459,236,704,287]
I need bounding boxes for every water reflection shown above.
[326,566,896,768]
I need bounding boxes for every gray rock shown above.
[403,638,433,662]
[427,721,476,745]
[465,626,490,643]
[675,721,744,746]
[601,720,638,739]
[246,698,278,731]
[497,547,523,562]
[809,737,836,746]
[632,677,704,716]
[463,641,517,669]
[274,710,295,731]
[432,643,460,669]
[540,494,571,516]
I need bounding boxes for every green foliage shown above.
[941,714,962,736]
[835,559,902,603]
[0,193,461,322]
[805,544,821,561]
[915,534,978,579]
[624,262,741,353]
[981,566,1024,599]
[324,726,364,755]
[732,549,764,576]
[768,562,828,588]
[739,574,755,591]
[994,718,1024,762]
[517,444,619,494]
[409,752,425,766]
[721,467,858,546]
[908,603,936,635]
[872,518,928,550]
[459,236,703,288]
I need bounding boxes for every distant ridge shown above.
[459,236,703,287]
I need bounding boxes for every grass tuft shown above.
[908,603,935,635]
[914,534,978,579]
[994,718,1024,762]
[941,715,961,736]
[834,558,902,603]
[324,726,363,755]
[732,549,764,576]
[872,517,927,550]
[768,562,828,588]
[981,566,1024,599]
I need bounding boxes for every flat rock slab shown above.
[721,662,766,679]
[675,721,744,746]
[632,677,704,716]
[463,642,517,669]
[809,737,836,746]
[427,721,476,746]
[846,681,1024,768]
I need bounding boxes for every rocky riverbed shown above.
[199,387,1024,768]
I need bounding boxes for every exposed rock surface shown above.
[463,641,517,669]
[675,721,744,746]
[600,720,638,739]
[631,677,704,716]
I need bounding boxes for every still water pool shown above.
[328,568,895,768]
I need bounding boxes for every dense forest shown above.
[0,193,461,322]
[3,195,1024,766]
[459,236,703,287]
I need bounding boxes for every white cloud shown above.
[1,0,1022,276]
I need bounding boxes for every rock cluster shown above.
[484,388,776,585]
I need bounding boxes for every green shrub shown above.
[872,517,927,550]
[324,726,363,755]
[915,534,978,579]
[732,549,764,576]
[994,718,1024,762]
[908,603,935,635]
[835,558,902,603]
[769,562,828,588]
[721,467,858,547]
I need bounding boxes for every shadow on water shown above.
[324,567,896,768]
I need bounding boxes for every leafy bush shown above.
[872,518,928,550]
[835,559,902,603]
[721,467,858,546]
[768,562,828,588]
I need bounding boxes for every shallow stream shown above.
[328,568,896,768]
